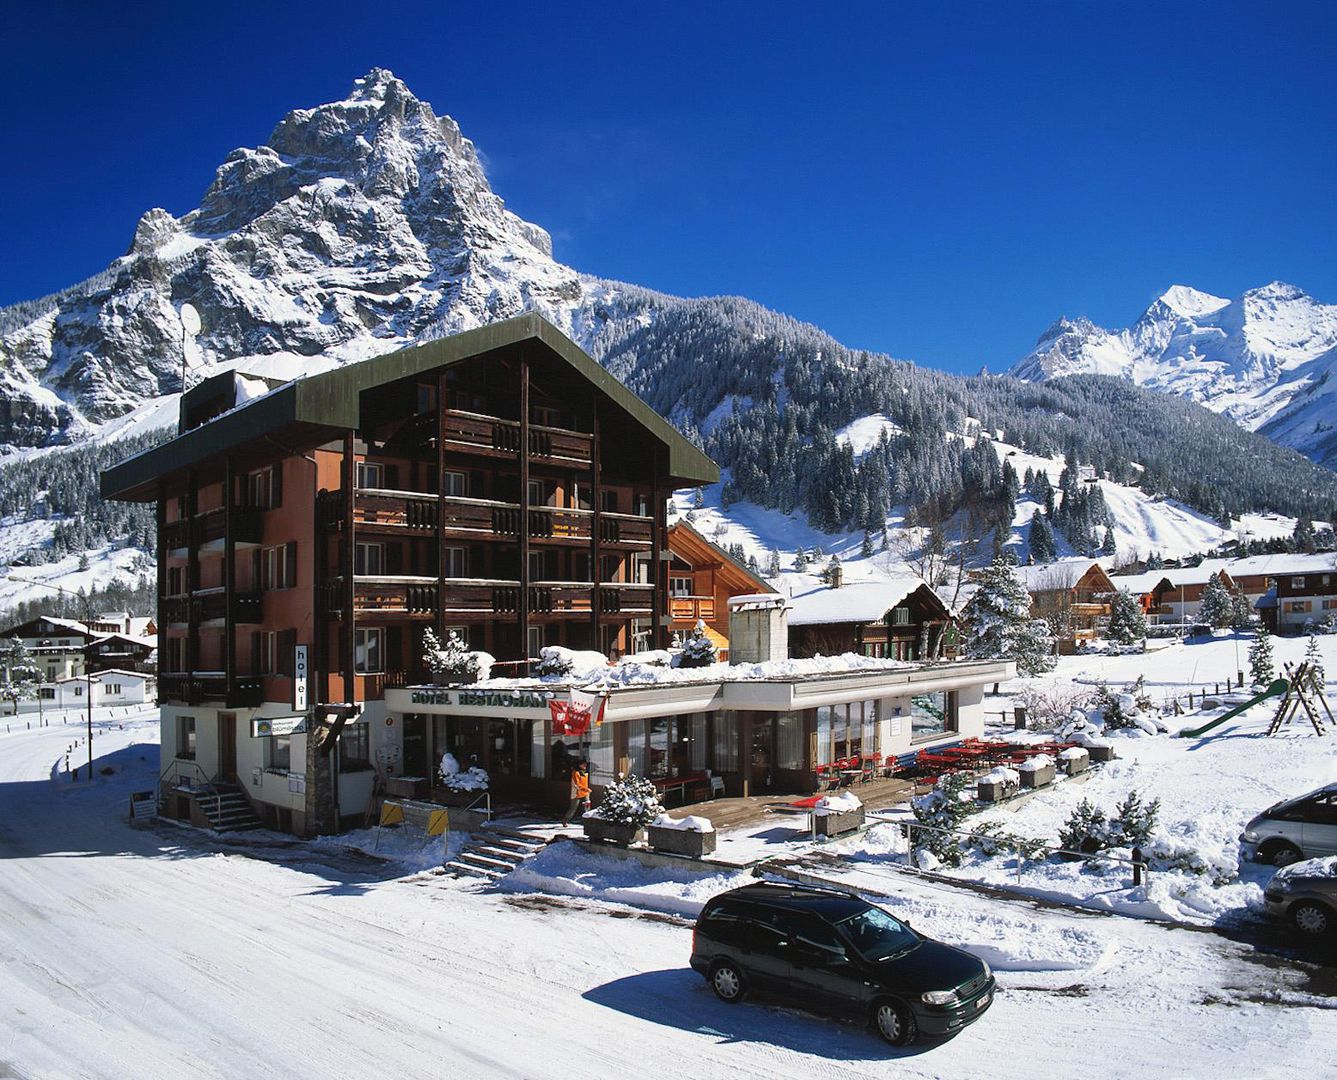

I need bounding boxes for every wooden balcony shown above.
[163,508,264,551]
[439,408,594,466]
[321,577,656,619]
[669,595,716,623]
[158,673,262,707]
[161,591,262,625]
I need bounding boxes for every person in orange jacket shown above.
[562,759,591,827]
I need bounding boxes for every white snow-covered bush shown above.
[589,773,663,828]
[424,629,492,684]
[813,791,862,816]
[911,772,980,866]
[439,752,489,791]
[651,813,715,833]
[676,621,718,669]
[538,646,608,679]
[1014,683,1098,732]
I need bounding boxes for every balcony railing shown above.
[161,591,262,625]
[669,595,716,622]
[320,577,656,618]
[158,673,265,708]
[439,408,594,465]
[162,507,264,550]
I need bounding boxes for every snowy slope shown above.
[1011,282,1337,468]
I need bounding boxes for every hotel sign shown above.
[293,644,309,711]
[251,716,304,738]
[409,689,551,709]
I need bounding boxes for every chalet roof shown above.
[102,313,718,500]
[2,615,94,639]
[786,575,946,626]
[1013,559,1115,594]
[54,668,150,684]
[666,521,776,595]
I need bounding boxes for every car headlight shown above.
[922,989,960,1006]
[1240,831,1261,843]
[981,959,992,980]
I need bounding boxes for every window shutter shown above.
[269,464,283,509]
[285,542,298,588]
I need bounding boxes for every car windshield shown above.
[836,905,921,962]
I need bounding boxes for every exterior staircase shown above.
[199,785,263,833]
[444,824,550,881]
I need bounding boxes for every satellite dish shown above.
[180,303,202,337]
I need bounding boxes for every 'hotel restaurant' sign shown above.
[410,689,551,709]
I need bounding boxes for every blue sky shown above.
[2,1,1334,373]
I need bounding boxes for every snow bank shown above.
[501,842,749,917]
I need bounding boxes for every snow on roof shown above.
[24,616,93,636]
[1110,552,1337,594]
[55,668,150,684]
[785,575,930,626]
[1012,559,1107,591]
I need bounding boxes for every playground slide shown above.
[1176,678,1289,738]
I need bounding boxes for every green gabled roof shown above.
[102,313,718,500]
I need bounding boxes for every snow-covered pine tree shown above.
[1101,526,1116,556]
[793,547,809,572]
[423,628,482,684]
[1106,588,1147,645]
[1197,572,1234,629]
[1249,626,1275,687]
[823,554,842,586]
[693,487,705,509]
[860,529,873,558]
[747,553,760,574]
[678,621,719,668]
[1302,635,1325,696]
[766,548,781,577]
[1028,510,1056,562]
[1230,586,1254,630]
[960,557,1056,676]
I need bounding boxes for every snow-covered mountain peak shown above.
[1012,281,1337,468]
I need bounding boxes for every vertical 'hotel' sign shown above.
[294,644,309,711]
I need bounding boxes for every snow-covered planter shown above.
[977,766,1019,802]
[647,813,717,857]
[1085,741,1116,763]
[812,792,865,837]
[1058,746,1089,775]
[538,646,608,680]
[437,753,489,803]
[1018,755,1055,789]
[583,773,662,846]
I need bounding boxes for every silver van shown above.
[1240,782,1337,866]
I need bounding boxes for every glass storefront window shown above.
[648,717,670,778]
[627,721,648,777]
[530,722,547,779]
[690,715,707,771]
[775,712,804,771]
[911,691,955,740]
[816,706,833,766]
[712,712,738,772]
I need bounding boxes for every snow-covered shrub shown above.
[590,773,663,828]
[1014,683,1097,732]
[911,772,979,867]
[1110,790,1159,848]
[439,752,489,791]
[1093,676,1157,732]
[677,621,718,668]
[1058,799,1109,854]
[423,628,483,684]
[965,820,1047,861]
[1302,635,1326,696]
[538,646,608,679]
[1142,840,1235,885]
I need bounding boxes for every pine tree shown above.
[960,558,1056,676]
[693,487,705,509]
[1230,586,1254,630]
[766,548,781,577]
[1249,627,1275,687]
[860,530,873,558]
[1101,526,1116,556]
[823,555,842,586]
[1028,510,1056,562]
[793,547,809,572]
[1106,589,1147,645]
[1198,573,1234,629]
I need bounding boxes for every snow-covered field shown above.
[3,683,1337,1078]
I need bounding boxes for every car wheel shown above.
[1290,901,1333,937]
[1268,842,1303,867]
[709,961,746,1004]
[873,1000,917,1047]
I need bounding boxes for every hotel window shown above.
[635,494,651,517]
[443,546,467,578]
[260,544,297,590]
[354,628,383,674]
[527,626,543,659]
[354,542,384,576]
[670,575,694,597]
[270,734,291,772]
[252,631,277,675]
[911,691,958,741]
[247,466,281,509]
[355,461,384,489]
[442,470,467,497]
[1287,600,1312,613]
[1324,598,1337,611]
[601,490,619,514]
[178,716,197,759]
[527,479,547,507]
[889,606,912,626]
[339,725,371,770]
[167,566,184,595]
[1291,577,1306,588]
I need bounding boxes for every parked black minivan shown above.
[690,882,994,1046]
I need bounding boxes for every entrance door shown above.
[402,714,428,777]
[219,712,237,780]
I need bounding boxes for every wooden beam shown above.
[518,354,531,659]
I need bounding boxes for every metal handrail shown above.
[464,791,493,821]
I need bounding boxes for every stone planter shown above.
[582,817,645,847]
[813,805,865,838]
[977,779,1015,802]
[1059,750,1089,776]
[647,824,717,858]
[1086,744,1116,764]
[1019,763,1056,789]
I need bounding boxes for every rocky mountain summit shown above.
[1011,282,1337,468]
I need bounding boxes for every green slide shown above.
[1176,678,1289,738]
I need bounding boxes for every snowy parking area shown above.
[2,703,1337,1079]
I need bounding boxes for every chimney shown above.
[727,594,790,664]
